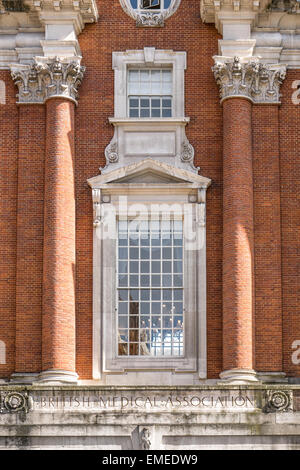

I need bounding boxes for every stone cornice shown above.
[201,1,300,67]
[212,56,287,104]
[11,55,85,104]
[0,1,98,68]
[200,0,266,31]
[29,0,99,26]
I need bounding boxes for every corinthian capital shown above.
[11,56,85,105]
[212,56,287,104]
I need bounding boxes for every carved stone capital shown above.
[212,56,287,104]
[11,56,85,105]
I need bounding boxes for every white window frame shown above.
[127,68,173,118]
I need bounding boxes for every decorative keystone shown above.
[136,12,165,27]
[11,56,85,105]
[263,390,293,413]
[212,56,287,104]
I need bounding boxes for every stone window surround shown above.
[113,48,186,119]
[88,160,211,384]
[102,48,198,175]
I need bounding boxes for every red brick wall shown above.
[252,105,283,372]
[75,0,223,379]
[15,105,45,373]
[279,72,300,377]
[0,72,18,378]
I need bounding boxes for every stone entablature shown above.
[11,55,85,104]
[200,0,264,31]
[28,0,98,26]
[200,0,300,67]
[212,56,287,104]
[0,0,98,68]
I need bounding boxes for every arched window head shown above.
[120,0,181,27]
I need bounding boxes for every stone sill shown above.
[109,117,190,126]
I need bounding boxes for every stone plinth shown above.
[0,385,299,450]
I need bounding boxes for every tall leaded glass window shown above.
[117,219,184,357]
[128,69,172,118]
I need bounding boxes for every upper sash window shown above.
[130,0,172,11]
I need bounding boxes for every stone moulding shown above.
[212,56,287,104]
[92,188,102,228]
[10,56,85,105]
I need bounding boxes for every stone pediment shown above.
[87,158,211,189]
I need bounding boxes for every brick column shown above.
[221,97,256,382]
[11,57,85,384]
[213,57,287,383]
[39,97,78,383]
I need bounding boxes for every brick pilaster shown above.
[252,105,283,374]
[13,105,45,381]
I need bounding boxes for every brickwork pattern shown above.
[252,105,283,372]
[279,72,300,377]
[15,105,45,372]
[0,72,18,378]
